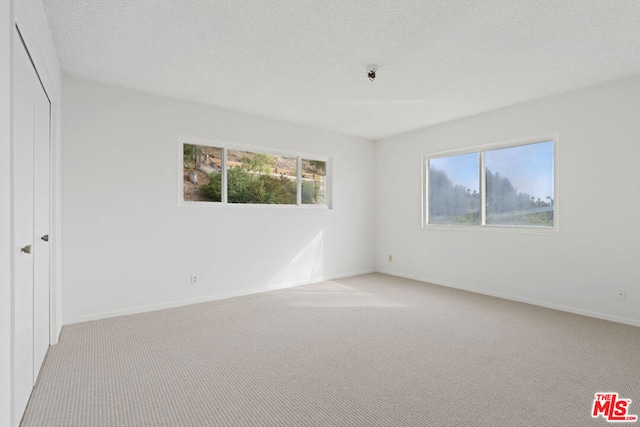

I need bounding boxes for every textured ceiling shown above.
[43,0,640,140]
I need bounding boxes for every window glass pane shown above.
[183,144,222,202]
[301,159,326,204]
[227,149,297,204]
[485,141,554,226]
[428,153,480,224]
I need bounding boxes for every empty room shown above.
[3,1,640,426]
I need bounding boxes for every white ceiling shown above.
[43,0,640,140]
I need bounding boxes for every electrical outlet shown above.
[616,289,626,301]
[190,274,199,285]
[388,254,393,262]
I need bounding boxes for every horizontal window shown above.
[301,159,326,205]
[183,144,222,202]
[425,139,555,228]
[182,142,330,207]
[485,141,554,226]
[428,152,480,225]
[226,150,298,205]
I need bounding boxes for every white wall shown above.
[377,75,640,327]
[62,77,377,323]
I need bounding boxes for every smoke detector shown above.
[367,66,378,82]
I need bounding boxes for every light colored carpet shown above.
[21,273,640,426]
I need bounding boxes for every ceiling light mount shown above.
[367,66,377,82]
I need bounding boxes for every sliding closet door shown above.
[32,66,50,382]
[12,28,51,421]
[13,29,36,419]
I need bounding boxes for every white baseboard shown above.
[64,269,376,325]
[377,269,640,328]
[65,268,639,329]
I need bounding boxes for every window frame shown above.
[422,134,558,233]
[178,137,332,209]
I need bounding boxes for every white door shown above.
[12,29,51,420]
[32,56,51,383]
[13,30,36,420]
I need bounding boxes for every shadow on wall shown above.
[268,231,325,288]
[266,231,407,308]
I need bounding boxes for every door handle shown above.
[21,244,32,254]
[41,234,49,242]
